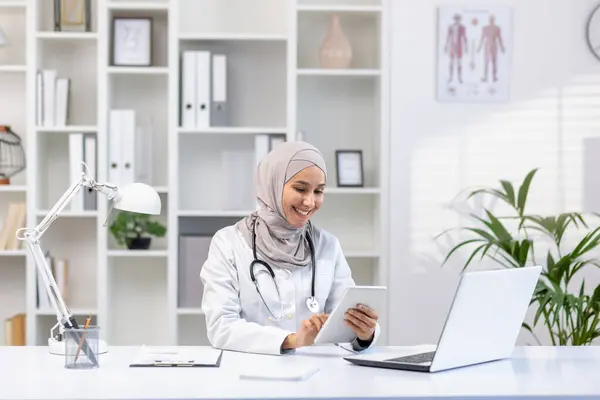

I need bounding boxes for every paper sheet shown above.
[239,365,320,381]
[131,345,222,365]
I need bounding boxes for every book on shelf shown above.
[37,70,71,127]
[68,132,97,212]
[0,202,26,251]
[4,313,25,346]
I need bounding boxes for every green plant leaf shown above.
[483,210,513,242]
[109,211,167,248]
[462,244,488,272]
[441,239,485,266]
[467,188,511,205]
[521,322,542,345]
[517,168,538,216]
[592,284,600,313]
[499,180,516,208]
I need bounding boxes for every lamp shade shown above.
[113,183,161,215]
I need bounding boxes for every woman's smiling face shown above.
[282,166,325,228]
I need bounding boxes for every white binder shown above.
[108,110,122,185]
[36,72,43,126]
[42,70,57,127]
[120,110,136,185]
[181,51,196,129]
[195,51,211,129]
[83,134,97,211]
[68,133,84,212]
[211,54,228,126]
[108,109,136,185]
[55,78,70,127]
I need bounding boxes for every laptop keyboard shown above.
[387,351,435,364]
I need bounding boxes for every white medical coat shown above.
[200,224,381,355]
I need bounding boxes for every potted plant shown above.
[437,168,600,345]
[109,211,167,250]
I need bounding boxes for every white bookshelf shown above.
[0,0,389,347]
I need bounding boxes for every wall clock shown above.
[586,4,600,61]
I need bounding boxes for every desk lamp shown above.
[16,162,161,356]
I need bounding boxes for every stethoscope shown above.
[250,217,318,321]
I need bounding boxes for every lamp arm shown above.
[33,175,87,239]
[15,162,118,342]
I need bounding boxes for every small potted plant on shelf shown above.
[109,211,167,250]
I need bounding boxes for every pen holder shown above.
[64,326,101,369]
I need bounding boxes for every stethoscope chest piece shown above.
[306,296,319,313]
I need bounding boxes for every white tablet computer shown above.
[313,286,387,345]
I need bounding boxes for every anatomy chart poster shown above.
[437,6,512,103]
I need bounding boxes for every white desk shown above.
[0,345,598,399]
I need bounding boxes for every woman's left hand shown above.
[344,304,378,341]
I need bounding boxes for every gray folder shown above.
[178,235,212,308]
[210,54,228,126]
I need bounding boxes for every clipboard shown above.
[129,345,223,368]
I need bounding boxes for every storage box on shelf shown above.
[174,215,241,346]
[106,256,168,345]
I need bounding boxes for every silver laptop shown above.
[344,265,542,373]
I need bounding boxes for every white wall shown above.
[389,0,600,346]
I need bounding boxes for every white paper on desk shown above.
[239,365,320,381]
[132,345,222,365]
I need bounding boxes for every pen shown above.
[74,313,92,363]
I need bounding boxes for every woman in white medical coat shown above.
[200,141,380,355]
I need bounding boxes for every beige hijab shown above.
[236,141,328,270]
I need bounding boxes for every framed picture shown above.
[112,17,153,66]
[436,5,512,103]
[335,150,363,187]
[54,0,92,32]
[268,134,286,151]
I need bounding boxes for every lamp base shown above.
[0,178,9,185]
[48,337,109,355]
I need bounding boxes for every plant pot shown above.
[126,237,151,250]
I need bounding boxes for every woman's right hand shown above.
[283,313,328,349]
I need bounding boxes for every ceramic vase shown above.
[319,14,352,69]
